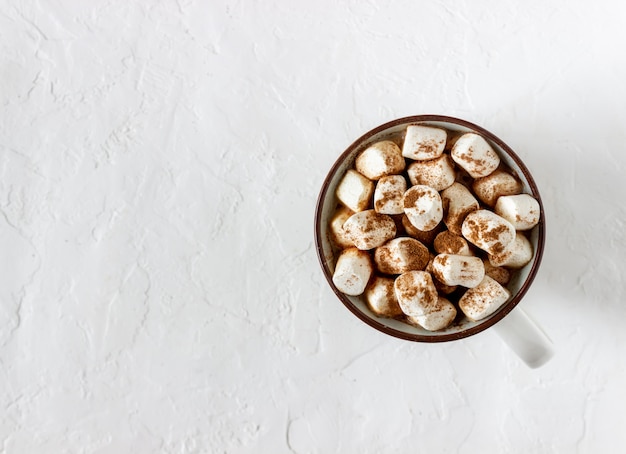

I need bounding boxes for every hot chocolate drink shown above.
[328,124,540,331]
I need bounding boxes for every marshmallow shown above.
[472,169,523,207]
[394,270,439,317]
[374,175,407,215]
[403,185,443,232]
[332,247,374,296]
[406,297,457,331]
[374,237,430,275]
[459,275,511,321]
[328,205,355,249]
[482,259,511,285]
[426,255,458,294]
[335,169,375,212]
[407,154,456,191]
[343,210,397,250]
[364,275,404,318]
[434,230,473,256]
[451,133,500,178]
[431,254,485,288]
[489,232,533,268]
[401,214,443,244]
[461,209,515,255]
[494,194,540,230]
[440,182,480,235]
[355,140,406,180]
[402,125,447,160]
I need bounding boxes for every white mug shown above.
[315,115,553,368]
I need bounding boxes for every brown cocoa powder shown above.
[434,231,467,255]
[456,149,487,174]
[375,188,397,211]
[403,186,429,207]
[395,275,419,300]
[417,138,442,157]
[483,224,508,242]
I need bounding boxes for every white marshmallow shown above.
[335,169,374,212]
[482,259,511,285]
[494,194,540,230]
[355,140,406,180]
[343,210,396,250]
[489,232,533,268]
[440,182,480,235]
[332,247,374,296]
[407,297,457,331]
[364,275,404,318]
[328,205,354,249]
[394,271,439,317]
[374,175,407,215]
[472,169,523,207]
[459,275,511,321]
[426,255,458,295]
[403,185,443,232]
[402,125,447,160]
[434,230,473,256]
[374,237,430,274]
[461,209,515,255]
[406,154,456,191]
[451,133,500,178]
[431,254,485,288]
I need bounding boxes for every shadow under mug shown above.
[314,115,553,368]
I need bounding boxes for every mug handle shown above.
[491,307,554,368]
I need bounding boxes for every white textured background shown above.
[1,0,625,452]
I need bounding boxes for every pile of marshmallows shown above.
[330,124,540,332]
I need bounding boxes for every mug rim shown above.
[314,114,546,343]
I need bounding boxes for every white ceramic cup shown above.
[314,115,553,368]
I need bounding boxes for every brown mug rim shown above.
[314,115,546,343]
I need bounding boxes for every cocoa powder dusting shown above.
[396,276,419,300]
[462,218,479,242]
[403,187,428,207]
[403,240,430,270]
[482,224,508,242]
[457,149,487,174]
[466,217,504,240]
[434,231,466,255]
[395,272,437,308]
[421,282,436,307]
[490,242,505,255]
[418,138,442,156]
[375,189,397,210]
[383,152,398,170]
[363,213,393,233]
[431,296,444,312]
[374,247,397,275]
